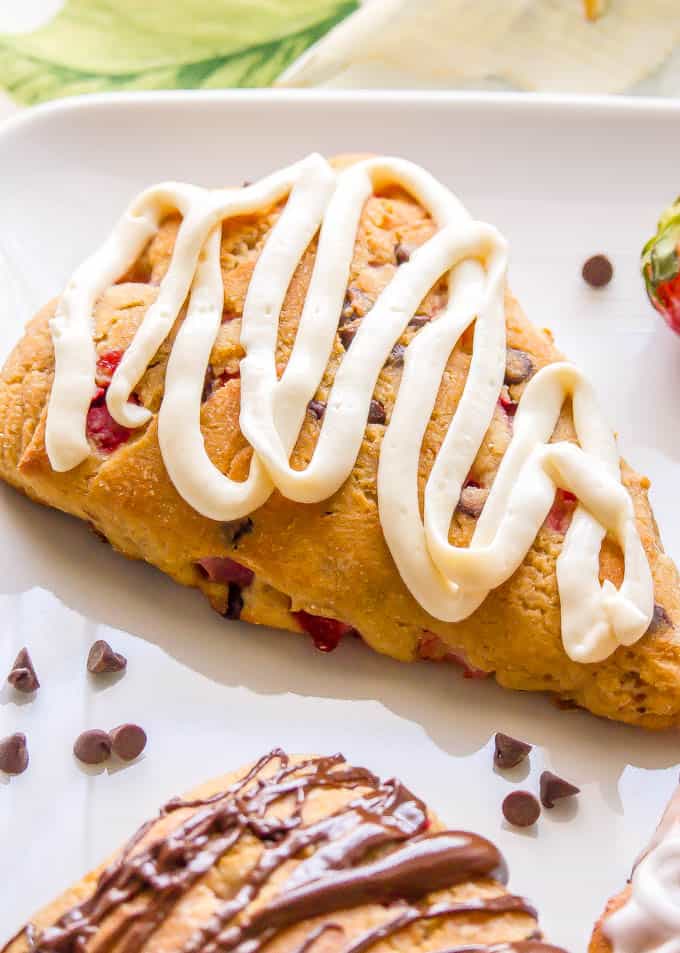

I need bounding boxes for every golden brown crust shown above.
[3,754,541,953]
[1,160,680,728]
[589,885,631,952]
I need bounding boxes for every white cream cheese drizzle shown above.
[44,153,653,663]
[605,788,680,953]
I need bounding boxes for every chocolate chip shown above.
[367,399,386,424]
[458,485,489,519]
[539,771,580,808]
[0,732,28,775]
[339,327,356,350]
[73,729,112,765]
[408,316,429,330]
[494,732,532,769]
[242,180,252,188]
[582,254,613,288]
[648,603,672,634]
[339,296,355,325]
[225,583,244,620]
[388,343,405,367]
[87,640,127,675]
[394,242,412,265]
[7,647,39,693]
[504,348,534,385]
[233,518,253,546]
[307,400,326,420]
[502,790,540,827]
[110,723,147,761]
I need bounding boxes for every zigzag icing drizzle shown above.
[44,153,653,663]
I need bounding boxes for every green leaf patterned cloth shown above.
[0,0,357,106]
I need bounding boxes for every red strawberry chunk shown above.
[654,272,680,335]
[546,488,577,534]
[196,557,254,587]
[499,394,518,417]
[417,631,490,678]
[86,402,132,454]
[95,349,124,386]
[292,611,354,653]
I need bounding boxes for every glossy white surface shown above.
[0,91,679,951]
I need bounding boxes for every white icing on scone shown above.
[44,153,653,663]
[605,787,680,953]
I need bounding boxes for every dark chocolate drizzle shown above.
[19,750,550,953]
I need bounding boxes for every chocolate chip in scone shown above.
[74,729,112,765]
[87,639,127,675]
[539,771,580,808]
[368,399,386,425]
[339,327,357,350]
[408,315,430,330]
[502,790,541,827]
[387,343,405,368]
[647,603,672,634]
[582,254,613,288]
[394,242,412,265]
[7,647,39,693]
[504,348,534,385]
[110,723,147,761]
[224,583,244,620]
[458,485,489,519]
[494,732,532,769]
[202,364,215,402]
[307,400,326,420]
[0,732,28,775]
[223,517,254,547]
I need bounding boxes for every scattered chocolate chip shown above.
[458,485,489,519]
[502,790,541,827]
[408,315,430,330]
[0,732,28,775]
[394,242,412,265]
[582,254,613,288]
[367,399,386,424]
[339,327,357,350]
[110,723,147,761]
[307,400,326,420]
[87,640,127,675]
[504,348,534,385]
[7,647,40,693]
[539,771,580,808]
[648,603,672,634]
[224,583,244,620]
[242,180,252,188]
[388,343,405,367]
[494,732,532,769]
[73,729,112,765]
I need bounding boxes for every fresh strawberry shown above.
[642,196,680,334]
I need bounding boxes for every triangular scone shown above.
[3,749,564,953]
[0,153,679,728]
[590,785,680,953]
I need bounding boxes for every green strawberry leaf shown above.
[0,0,357,105]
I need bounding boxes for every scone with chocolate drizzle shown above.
[1,152,679,727]
[3,750,566,953]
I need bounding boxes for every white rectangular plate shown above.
[1,91,679,951]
